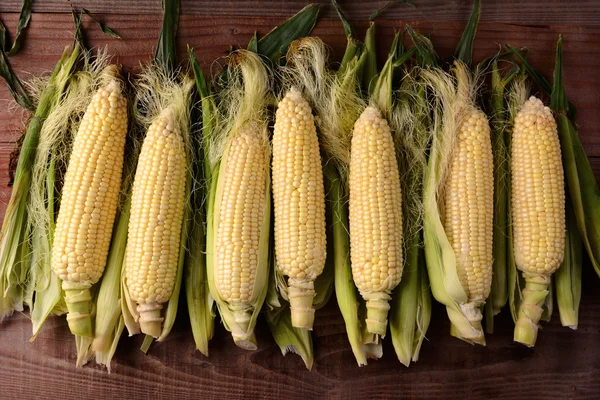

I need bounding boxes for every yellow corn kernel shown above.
[272,87,327,330]
[349,105,403,336]
[125,106,187,338]
[511,96,565,346]
[214,124,268,334]
[51,79,127,337]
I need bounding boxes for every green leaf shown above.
[257,4,320,64]
[331,0,354,39]
[369,0,417,21]
[551,35,568,113]
[0,48,33,110]
[188,46,217,177]
[71,8,85,48]
[5,0,33,56]
[0,21,7,50]
[82,9,122,40]
[247,31,258,53]
[406,25,439,68]
[362,22,377,94]
[155,0,180,74]
[453,0,480,66]
[555,199,582,329]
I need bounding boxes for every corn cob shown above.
[125,106,187,338]
[51,75,127,337]
[423,61,494,345]
[511,96,565,346]
[445,108,494,313]
[349,105,403,336]
[272,87,327,330]
[213,122,270,348]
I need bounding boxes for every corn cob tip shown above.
[228,306,258,350]
[232,330,258,351]
[286,86,303,102]
[62,281,93,338]
[137,303,165,338]
[364,292,392,337]
[454,303,486,345]
[514,273,551,347]
[288,278,316,330]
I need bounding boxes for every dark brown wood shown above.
[1,0,600,26]
[0,2,600,399]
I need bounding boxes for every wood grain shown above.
[0,2,600,399]
[1,0,600,26]
[2,268,600,400]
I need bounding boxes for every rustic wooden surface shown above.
[0,1,599,399]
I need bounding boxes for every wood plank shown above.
[0,14,599,178]
[1,0,600,27]
[2,266,600,399]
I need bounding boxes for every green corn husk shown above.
[0,44,80,322]
[389,47,433,364]
[187,48,215,356]
[555,199,583,329]
[91,200,130,370]
[483,58,519,333]
[508,37,600,280]
[389,26,435,367]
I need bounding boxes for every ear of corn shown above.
[0,45,81,322]
[122,64,193,339]
[205,51,272,350]
[423,61,493,345]
[349,105,403,336]
[272,86,327,330]
[51,71,128,337]
[511,95,565,347]
[508,37,600,281]
[125,106,187,338]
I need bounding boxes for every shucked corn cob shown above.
[213,123,270,348]
[349,105,403,336]
[512,96,565,346]
[51,74,128,337]
[445,109,494,310]
[126,106,187,338]
[272,87,327,330]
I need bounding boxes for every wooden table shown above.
[0,1,599,399]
